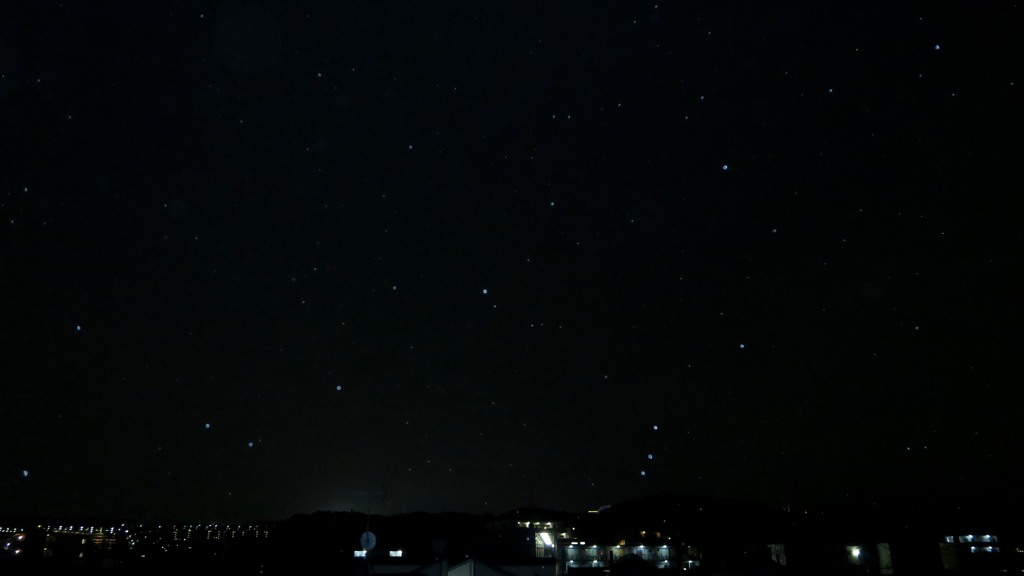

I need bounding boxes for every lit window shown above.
[390,550,403,557]
[354,550,367,557]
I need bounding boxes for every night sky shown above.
[1,2,1021,523]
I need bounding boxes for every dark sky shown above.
[1,1,1020,523]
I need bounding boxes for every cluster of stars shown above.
[0,1,1006,521]
[641,425,659,477]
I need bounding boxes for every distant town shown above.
[1,493,1021,574]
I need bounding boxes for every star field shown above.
[0,2,1021,522]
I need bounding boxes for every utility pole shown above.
[338,488,386,576]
